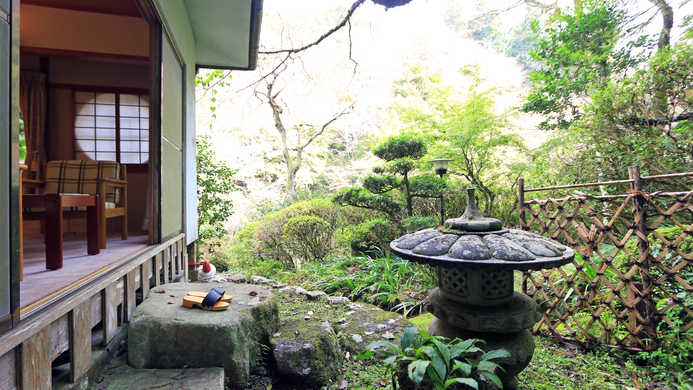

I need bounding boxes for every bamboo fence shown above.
[519,167,693,352]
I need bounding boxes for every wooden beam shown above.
[153,253,162,287]
[0,349,17,389]
[22,0,144,18]
[20,327,51,389]
[103,283,117,346]
[21,46,149,64]
[70,301,92,382]
[90,292,102,329]
[125,270,136,322]
[163,247,170,285]
[141,259,151,298]
[50,315,69,361]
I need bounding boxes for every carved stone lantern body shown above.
[390,188,574,389]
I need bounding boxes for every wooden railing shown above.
[519,168,693,352]
[0,234,188,389]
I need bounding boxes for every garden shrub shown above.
[207,255,231,273]
[254,198,350,269]
[228,221,260,264]
[401,215,438,232]
[345,217,399,256]
[283,215,333,263]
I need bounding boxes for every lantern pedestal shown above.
[390,188,574,390]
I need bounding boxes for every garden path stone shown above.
[228,275,247,283]
[306,290,327,300]
[251,275,274,284]
[128,283,279,389]
[333,302,411,355]
[327,296,351,305]
[272,320,343,388]
[90,353,224,390]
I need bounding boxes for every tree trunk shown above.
[648,0,674,117]
[403,173,413,217]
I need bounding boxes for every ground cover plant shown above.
[357,324,509,390]
[236,287,677,390]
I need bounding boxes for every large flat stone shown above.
[128,283,278,389]
[90,354,224,390]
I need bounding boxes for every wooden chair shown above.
[23,160,128,249]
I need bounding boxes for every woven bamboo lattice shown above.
[520,188,693,352]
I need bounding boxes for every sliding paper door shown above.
[160,32,183,239]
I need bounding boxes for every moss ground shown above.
[242,292,679,390]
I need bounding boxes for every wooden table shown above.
[22,194,100,270]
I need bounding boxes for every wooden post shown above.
[163,247,170,285]
[141,260,151,298]
[103,283,117,345]
[125,270,136,322]
[21,327,51,389]
[628,165,655,337]
[154,253,162,287]
[70,301,91,382]
[519,178,527,231]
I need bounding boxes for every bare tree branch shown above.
[260,0,368,55]
[302,102,356,150]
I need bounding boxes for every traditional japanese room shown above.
[18,0,154,311]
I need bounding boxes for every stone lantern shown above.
[390,188,574,389]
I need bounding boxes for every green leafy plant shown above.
[357,324,510,390]
[196,135,237,257]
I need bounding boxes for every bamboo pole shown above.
[519,178,526,230]
[629,165,655,337]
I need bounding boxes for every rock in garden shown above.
[250,275,274,284]
[333,302,411,355]
[271,320,343,388]
[229,275,247,283]
[327,296,351,305]
[128,283,279,389]
[306,290,327,300]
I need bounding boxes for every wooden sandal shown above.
[187,287,232,302]
[182,289,229,311]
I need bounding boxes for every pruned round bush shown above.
[283,215,333,263]
[254,199,348,269]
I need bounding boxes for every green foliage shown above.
[333,133,445,224]
[640,314,693,387]
[254,198,352,269]
[519,338,647,389]
[282,215,333,263]
[333,188,404,222]
[393,65,523,217]
[357,324,509,390]
[311,251,435,313]
[560,41,693,183]
[195,69,231,120]
[341,217,399,255]
[196,136,237,256]
[401,215,438,232]
[18,118,26,162]
[504,7,541,71]
[206,255,231,274]
[372,134,427,161]
[522,0,646,131]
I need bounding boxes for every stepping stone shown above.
[272,320,343,388]
[90,357,224,390]
[128,283,278,389]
